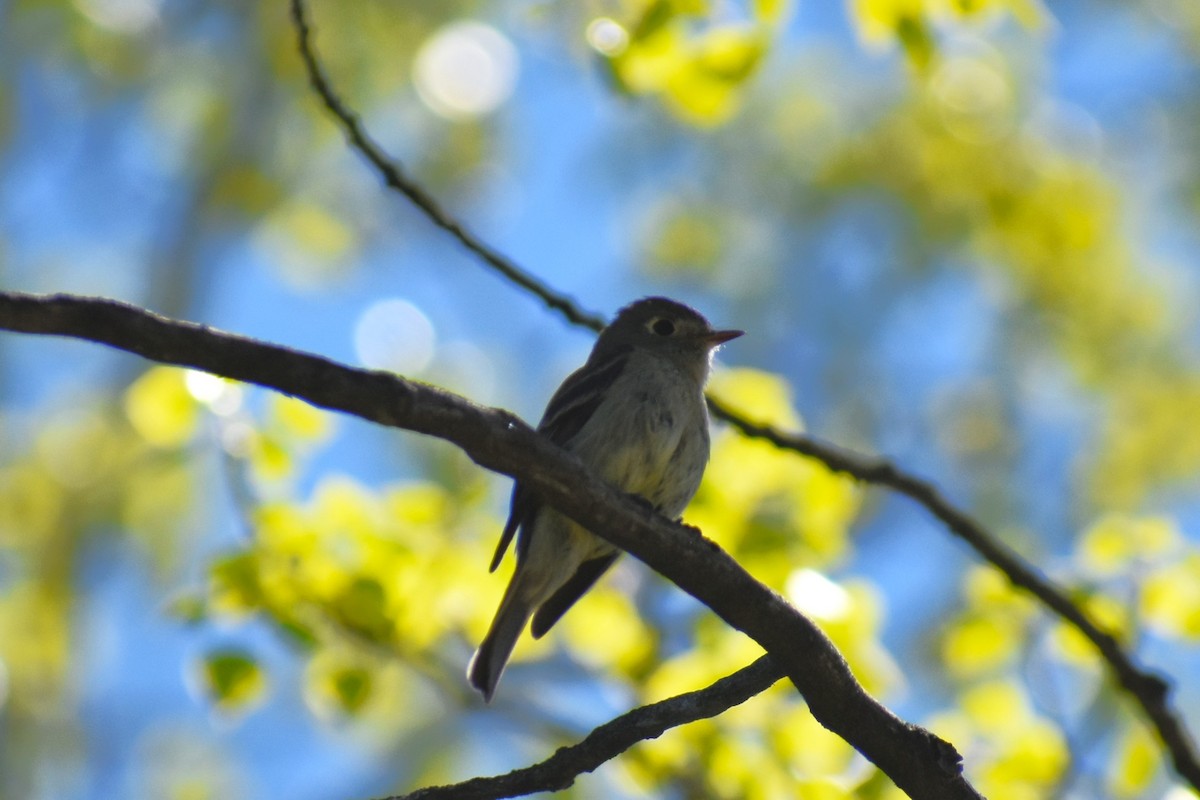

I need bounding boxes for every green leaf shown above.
[895,13,935,70]
[196,648,267,713]
[329,665,373,715]
[273,613,320,651]
[165,592,208,625]
[208,551,263,617]
[333,576,391,641]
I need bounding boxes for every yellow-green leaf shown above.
[333,576,391,641]
[195,649,267,713]
[1111,723,1159,797]
[942,614,1022,677]
[208,551,263,617]
[124,367,199,447]
[269,394,332,443]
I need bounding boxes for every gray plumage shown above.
[468,297,742,701]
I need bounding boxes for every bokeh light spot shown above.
[74,0,160,34]
[433,340,498,403]
[413,21,518,120]
[185,370,243,416]
[586,18,629,56]
[785,568,852,621]
[354,298,436,375]
[932,56,1010,116]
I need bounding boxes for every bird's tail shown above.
[468,577,534,703]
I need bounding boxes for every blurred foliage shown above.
[2,0,1200,797]
[819,75,1200,508]
[935,511,1200,797]
[594,0,779,125]
[0,388,201,796]
[850,0,1047,70]
[194,648,270,715]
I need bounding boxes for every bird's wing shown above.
[487,346,632,572]
[529,552,620,638]
[489,482,528,572]
[538,345,632,443]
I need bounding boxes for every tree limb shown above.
[709,399,1200,790]
[0,290,977,798]
[284,1,1200,787]
[390,656,785,800]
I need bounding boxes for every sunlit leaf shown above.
[642,202,725,275]
[1111,723,1160,797]
[208,551,263,617]
[643,619,761,704]
[194,649,267,714]
[753,0,794,26]
[604,2,773,125]
[561,586,654,676]
[962,565,1036,618]
[264,201,354,262]
[710,368,801,425]
[0,465,66,543]
[942,614,1022,677]
[124,367,199,448]
[1050,592,1130,664]
[384,482,451,528]
[121,461,193,542]
[894,12,936,70]
[667,28,766,124]
[209,166,284,216]
[995,719,1068,785]
[332,576,392,642]
[268,394,333,443]
[273,613,320,650]
[1079,514,1180,576]
[771,699,859,780]
[305,652,376,719]
[165,593,208,625]
[1140,555,1200,640]
[960,679,1030,737]
[247,432,293,482]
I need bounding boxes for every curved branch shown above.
[391,656,785,800]
[706,398,1200,789]
[0,290,977,798]
[287,0,605,334]
[284,1,1200,787]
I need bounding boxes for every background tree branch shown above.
[0,289,976,799]
[285,0,1200,787]
[287,0,606,334]
[390,656,785,800]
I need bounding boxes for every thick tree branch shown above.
[284,2,1200,787]
[390,656,785,800]
[0,290,977,798]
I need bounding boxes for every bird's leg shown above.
[626,493,658,515]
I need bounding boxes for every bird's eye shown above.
[651,318,676,336]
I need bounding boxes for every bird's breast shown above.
[568,359,710,517]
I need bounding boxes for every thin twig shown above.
[288,0,605,333]
[284,0,1200,789]
[707,397,1200,789]
[389,656,785,800]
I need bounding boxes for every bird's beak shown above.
[703,328,744,347]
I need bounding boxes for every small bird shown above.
[468,297,742,701]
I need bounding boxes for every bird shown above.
[467,296,742,701]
